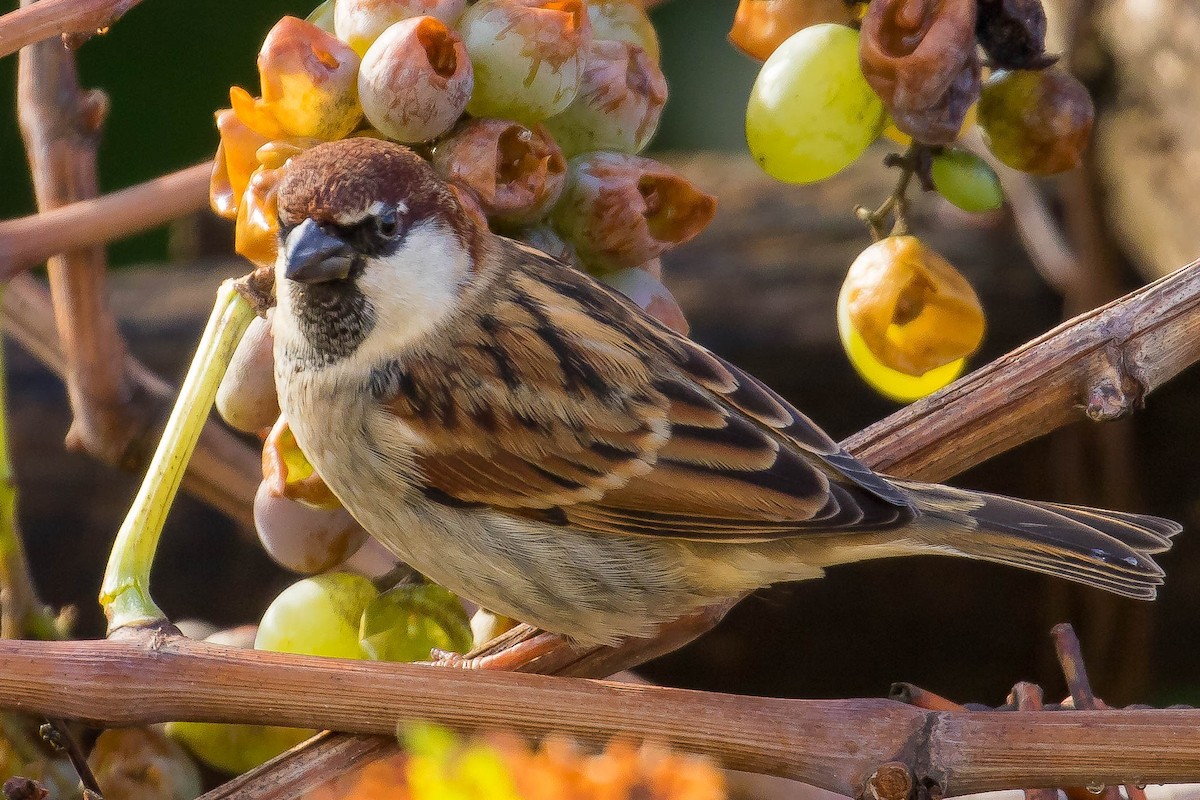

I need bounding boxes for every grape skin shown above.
[255,572,380,659]
[746,24,884,185]
[254,480,368,575]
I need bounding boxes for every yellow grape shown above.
[746,24,884,184]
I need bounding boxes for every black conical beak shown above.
[282,218,355,284]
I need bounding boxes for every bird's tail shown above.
[894,480,1181,600]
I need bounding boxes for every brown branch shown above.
[0,163,210,281]
[0,635,1198,796]
[17,14,151,472]
[0,0,144,59]
[9,29,254,527]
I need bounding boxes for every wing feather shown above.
[378,241,915,540]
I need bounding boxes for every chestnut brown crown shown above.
[276,137,468,232]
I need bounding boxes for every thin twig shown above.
[39,719,102,797]
[0,0,144,59]
[0,163,210,281]
[17,13,150,471]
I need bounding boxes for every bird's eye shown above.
[376,209,400,239]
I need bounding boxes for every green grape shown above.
[587,0,659,61]
[930,149,1003,212]
[745,24,884,184]
[460,0,589,123]
[255,572,379,659]
[360,583,472,662]
[165,721,312,775]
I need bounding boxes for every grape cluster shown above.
[736,0,1095,400]
[167,575,475,774]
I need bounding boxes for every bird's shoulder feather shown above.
[374,242,915,540]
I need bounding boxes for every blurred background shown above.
[2,0,1199,717]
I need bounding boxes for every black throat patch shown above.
[285,278,376,368]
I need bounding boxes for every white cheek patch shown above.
[352,219,470,362]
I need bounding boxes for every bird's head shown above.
[273,137,484,364]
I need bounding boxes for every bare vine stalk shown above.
[0,0,145,59]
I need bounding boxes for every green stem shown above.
[100,280,256,634]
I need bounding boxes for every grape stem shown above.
[855,144,933,240]
[99,281,256,634]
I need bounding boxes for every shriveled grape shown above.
[979,67,1094,175]
[359,16,473,143]
[544,39,667,157]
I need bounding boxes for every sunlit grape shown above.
[544,39,667,157]
[235,167,284,268]
[306,0,337,33]
[256,572,380,659]
[210,109,271,220]
[930,149,1003,212]
[588,0,659,61]
[254,480,368,574]
[838,295,965,401]
[336,0,467,56]
[460,0,591,123]
[979,67,1095,175]
[257,16,363,140]
[359,583,473,662]
[728,0,854,61]
[746,24,884,184]
[359,16,473,143]
[839,235,984,377]
[262,417,343,510]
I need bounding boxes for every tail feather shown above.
[895,481,1181,600]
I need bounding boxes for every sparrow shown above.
[270,137,1179,646]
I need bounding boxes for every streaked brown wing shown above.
[382,242,914,540]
